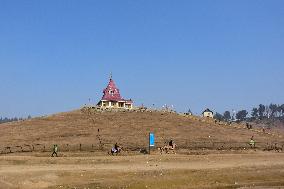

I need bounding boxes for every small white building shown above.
[202,108,214,118]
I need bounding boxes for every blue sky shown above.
[0,0,284,117]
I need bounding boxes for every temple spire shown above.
[110,72,113,80]
[97,76,133,109]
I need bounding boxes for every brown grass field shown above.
[0,108,283,150]
[0,108,284,188]
[1,152,284,189]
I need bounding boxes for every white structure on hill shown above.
[202,108,214,118]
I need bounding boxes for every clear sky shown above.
[0,0,284,117]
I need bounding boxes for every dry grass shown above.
[0,153,284,189]
[0,108,283,152]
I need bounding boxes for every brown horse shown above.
[159,143,177,154]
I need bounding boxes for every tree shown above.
[265,105,270,118]
[276,105,282,117]
[269,104,278,118]
[214,112,224,121]
[258,104,265,119]
[281,104,284,117]
[251,108,258,119]
[236,110,248,121]
[3,117,9,123]
[223,111,231,121]
[0,116,21,124]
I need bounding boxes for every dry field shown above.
[0,151,284,189]
[1,109,284,189]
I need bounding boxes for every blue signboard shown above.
[149,133,155,147]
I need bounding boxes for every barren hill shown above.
[0,108,283,153]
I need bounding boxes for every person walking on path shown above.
[51,144,58,157]
[249,136,255,149]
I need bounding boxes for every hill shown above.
[0,107,283,153]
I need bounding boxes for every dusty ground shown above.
[0,151,284,189]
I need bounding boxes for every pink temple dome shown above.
[101,78,131,102]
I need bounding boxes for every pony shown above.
[110,146,122,156]
[159,143,177,154]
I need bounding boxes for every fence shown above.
[0,143,110,154]
[1,141,283,155]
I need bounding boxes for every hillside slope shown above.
[0,108,283,152]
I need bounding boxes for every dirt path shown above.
[0,152,284,189]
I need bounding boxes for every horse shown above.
[110,146,122,156]
[159,143,177,154]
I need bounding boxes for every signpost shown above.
[149,133,155,154]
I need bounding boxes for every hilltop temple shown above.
[97,77,133,109]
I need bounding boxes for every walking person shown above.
[249,136,255,149]
[51,144,58,157]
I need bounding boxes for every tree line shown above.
[0,115,32,124]
[214,103,284,122]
